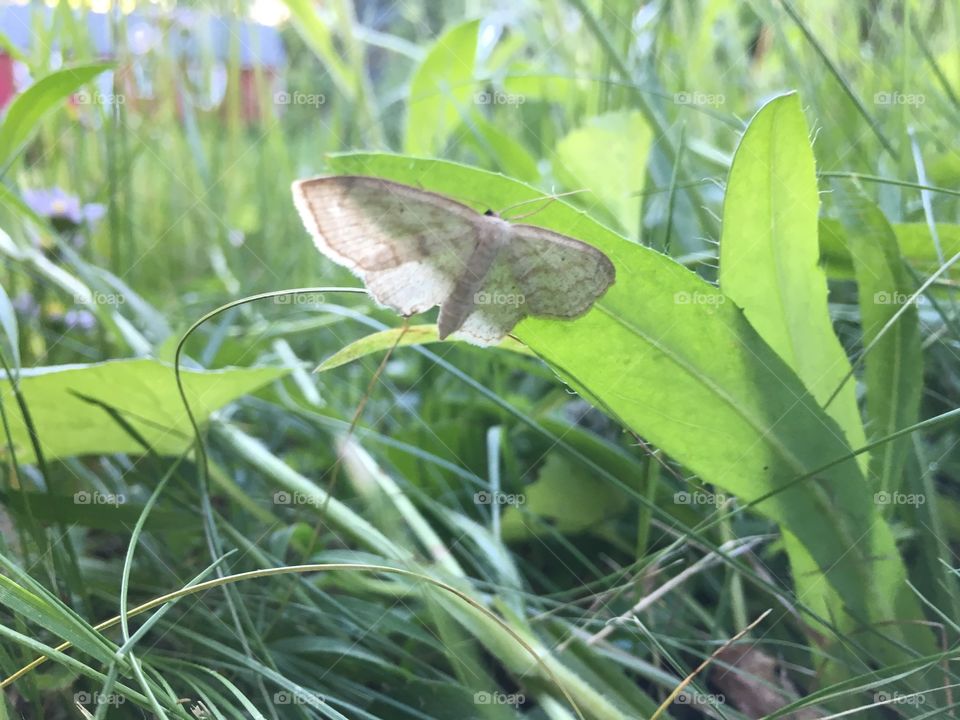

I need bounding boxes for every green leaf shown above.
[821,219,960,279]
[500,451,625,539]
[0,63,112,171]
[462,111,539,182]
[405,19,479,155]
[314,325,533,373]
[555,111,651,236]
[0,359,286,462]
[832,183,923,497]
[326,152,931,659]
[0,574,115,669]
[720,93,866,460]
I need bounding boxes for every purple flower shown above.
[62,309,97,332]
[21,187,106,230]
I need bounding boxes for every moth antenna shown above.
[499,189,590,220]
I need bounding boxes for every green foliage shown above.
[1,2,959,718]
[1,360,285,462]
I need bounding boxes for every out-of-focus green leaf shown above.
[463,112,539,182]
[0,360,286,462]
[281,0,352,98]
[327,152,932,660]
[0,490,182,532]
[501,451,624,538]
[832,183,923,498]
[405,19,479,155]
[0,63,112,171]
[821,219,960,279]
[555,111,650,235]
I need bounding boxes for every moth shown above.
[291,176,615,346]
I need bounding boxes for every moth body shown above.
[437,215,510,339]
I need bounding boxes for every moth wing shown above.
[453,225,615,346]
[292,176,480,315]
[505,224,616,317]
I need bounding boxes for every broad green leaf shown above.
[832,183,923,498]
[555,111,650,236]
[0,63,112,171]
[720,93,866,461]
[327,152,931,659]
[314,325,532,373]
[405,19,479,155]
[718,94,868,651]
[0,359,286,462]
